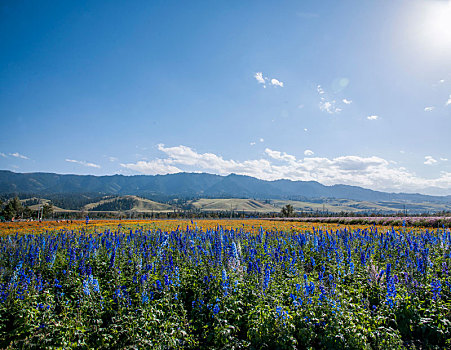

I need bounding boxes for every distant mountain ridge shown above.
[0,170,450,204]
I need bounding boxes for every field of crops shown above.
[0,219,450,349]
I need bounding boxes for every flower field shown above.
[269,216,451,229]
[0,219,450,349]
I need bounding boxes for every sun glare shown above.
[414,0,451,57]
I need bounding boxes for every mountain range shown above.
[1,170,450,204]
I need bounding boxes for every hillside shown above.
[270,199,451,214]
[189,198,277,213]
[83,195,172,212]
[10,194,451,215]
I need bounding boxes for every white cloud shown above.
[120,144,451,194]
[108,156,118,162]
[424,106,435,112]
[304,149,314,156]
[10,152,29,160]
[446,94,451,106]
[259,138,264,142]
[254,72,283,88]
[65,159,100,168]
[320,101,332,113]
[319,100,341,114]
[317,85,342,114]
[0,152,6,158]
[304,128,308,132]
[439,79,445,83]
[342,98,352,104]
[254,72,265,84]
[367,115,378,120]
[265,148,297,162]
[440,157,448,161]
[270,78,284,87]
[250,142,256,146]
[120,159,180,175]
[424,156,437,165]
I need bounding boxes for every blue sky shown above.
[1,0,450,195]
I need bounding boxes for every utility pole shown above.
[37,198,42,222]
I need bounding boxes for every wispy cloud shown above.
[250,142,256,146]
[108,156,118,162]
[342,98,352,104]
[367,115,378,120]
[304,149,314,156]
[259,138,264,142]
[319,100,341,114]
[254,72,265,84]
[0,152,6,158]
[254,72,283,88]
[424,156,437,165]
[317,85,343,114]
[424,106,434,112]
[120,144,451,194]
[10,152,29,159]
[65,159,101,168]
[446,94,451,106]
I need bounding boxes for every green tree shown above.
[22,207,33,219]
[10,197,23,215]
[0,197,23,221]
[281,204,294,217]
[42,203,54,219]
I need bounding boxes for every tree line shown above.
[0,197,53,221]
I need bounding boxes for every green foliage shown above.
[281,204,295,217]
[0,197,23,220]
[42,203,53,219]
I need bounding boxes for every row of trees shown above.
[0,197,53,221]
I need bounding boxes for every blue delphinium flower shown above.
[91,279,100,293]
[83,280,90,296]
[263,264,271,290]
[54,279,62,289]
[141,291,149,304]
[156,280,162,290]
[386,278,396,308]
[431,279,441,300]
[222,269,227,281]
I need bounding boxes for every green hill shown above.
[188,198,277,213]
[83,195,172,212]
